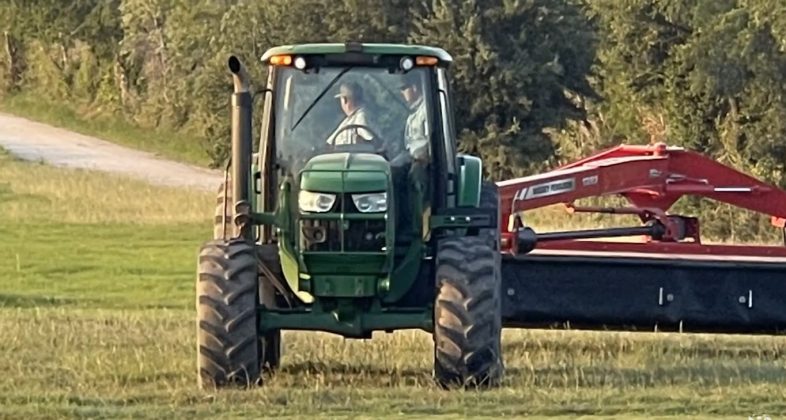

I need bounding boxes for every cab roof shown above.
[260,42,453,64]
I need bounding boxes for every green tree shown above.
[587,0,786,186]
[583,0,786,242]
[188,0,417,164]
[412,0,598,180]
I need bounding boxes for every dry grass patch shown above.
[0,150,213,224]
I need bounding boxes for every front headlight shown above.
[299,190,336,213]
[352,192,387,213]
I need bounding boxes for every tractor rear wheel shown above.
[433,235,503,388]
[214,179,235,239]
[208,177,283,377]
[479,180,500,246]
[196,238,262,388]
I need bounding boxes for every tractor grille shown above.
[301,219,341,252]
[341,193,361,214]
[300,218,386,252]
[345,219,386,251]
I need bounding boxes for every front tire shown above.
[433,235,503,388]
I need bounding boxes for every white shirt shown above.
[327,107,374,145]
[404,96,429,161]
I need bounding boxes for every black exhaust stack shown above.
[228,56,253,239]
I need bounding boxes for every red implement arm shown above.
[497,143,786,257]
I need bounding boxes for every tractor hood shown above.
[295,152,394,300]
[300,152,389,193]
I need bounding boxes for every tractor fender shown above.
[457,154,482,207]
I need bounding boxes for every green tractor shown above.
[196,43,503,389]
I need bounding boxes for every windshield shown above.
[273,66,433,176]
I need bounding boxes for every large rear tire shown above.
[433,235,503,388]
[197,239,261,388]
[478,180,500,246]
[214,179,235,240]
[209,177,283,376]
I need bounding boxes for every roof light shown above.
[416,56,439,66]
[270,55,292,66]
[294,56,306,70]
[400,56,414,71]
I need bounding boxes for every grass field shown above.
[3,149,786,419]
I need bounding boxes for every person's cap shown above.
[399,72,420,90]
[334,82,363,101]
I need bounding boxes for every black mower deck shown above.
[501,250,786,334]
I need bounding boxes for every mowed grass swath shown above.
[2,150,786,418]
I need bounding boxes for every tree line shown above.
[1,0,784,241]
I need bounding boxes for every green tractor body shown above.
[197,43,503,389]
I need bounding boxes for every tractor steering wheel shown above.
[328,124,388,157]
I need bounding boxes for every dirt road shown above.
[0,112,222,191]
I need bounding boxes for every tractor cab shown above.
[268,51,436,177]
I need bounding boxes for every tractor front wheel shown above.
[196,238,262,388]
[433,236,503,388]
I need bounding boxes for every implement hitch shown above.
[515,223,665,254]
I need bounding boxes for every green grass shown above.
[3,309,786,419]
[0,92,212,167]
[2,149,786,418]
[0,148,213,309]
